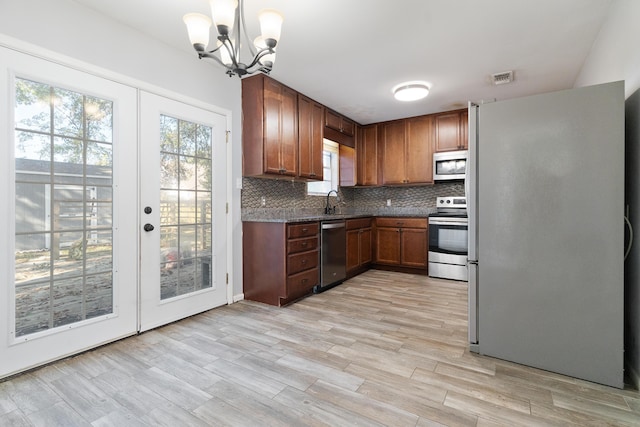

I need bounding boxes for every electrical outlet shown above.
[386,199,391,207]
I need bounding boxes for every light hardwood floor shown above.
[1,270,638,426]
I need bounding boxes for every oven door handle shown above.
[429,218,468,226]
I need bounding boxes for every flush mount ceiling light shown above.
[183,0,283,77]
[392,81,430,101]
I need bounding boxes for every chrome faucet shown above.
[325,189,340,214]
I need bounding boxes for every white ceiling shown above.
[71,0,612,125]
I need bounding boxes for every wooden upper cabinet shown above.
[324,109,356,147]
[298,95,324,180]
[460,110,469,150]
[242,74,298,177]
[325,109,355,136]
[434,109,468,152]
[339,144,356,187]
[405,116,434,184]
[380,121,406,185]
[357,124,379,186]
[325,109,342,132]
[340,117,355,137]
[380,116,434,185]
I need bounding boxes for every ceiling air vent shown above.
[491,70,514,85]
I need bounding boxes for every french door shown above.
[0,47,138,378]
[0,48,230,379]
[139,92,228,332]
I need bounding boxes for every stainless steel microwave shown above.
[433,150,467,181]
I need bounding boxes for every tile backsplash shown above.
[241,177,464,211]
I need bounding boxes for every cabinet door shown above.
[280,85,299,176]
[375,227,401,265]
[405,116,433,184]
[460,109,469,150]
[298,95,323,180]
[325,109,342,132]
[339,145,356,187]
[346,229,360,272]
[341,117,355,136]
[263,79,298,176]
[400,228,428,268]
[434,112,461,152]
[358,125,379,186]
[380,121,406,184]
[263,79,283,175]
[360,228,372,265]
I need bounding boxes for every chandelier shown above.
[183,0,283,78]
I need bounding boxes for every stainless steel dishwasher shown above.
[314,220,346,293]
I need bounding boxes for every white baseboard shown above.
[233,293,245,303]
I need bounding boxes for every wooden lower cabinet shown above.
[374,217,428,273]
[243,221,319,306]
[346,218,372,277]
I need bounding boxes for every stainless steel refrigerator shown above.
[467,81,624,388]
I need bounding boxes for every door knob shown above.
[144,206,152,214]
[143,223,154,232]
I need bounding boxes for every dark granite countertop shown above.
[241,208,436,223]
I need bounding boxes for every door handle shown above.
[143,223,155,232]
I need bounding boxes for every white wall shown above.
[0,0,245,299]
[573,0,640,388]
[574,0,640,96]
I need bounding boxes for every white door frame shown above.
[0,36,234,379]
[0,46,139,379]
[138,91,230,332]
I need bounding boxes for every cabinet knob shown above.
[301,241,308,246]
[302,228,308,233]
[301,259,307,264]
[302,278,308,284]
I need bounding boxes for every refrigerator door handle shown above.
[467,102,479,262]
[467,102,479,349]
[468,261,478,345]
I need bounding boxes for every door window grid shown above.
[14,78,114,337]
[159,115,213,299]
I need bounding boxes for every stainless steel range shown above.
[428,196,468,281]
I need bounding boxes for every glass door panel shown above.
[1,47,138,379]
[139,91,228,332]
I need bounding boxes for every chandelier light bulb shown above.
[210,0,238,36]
[259,9,283,45]
[183,13,212,50]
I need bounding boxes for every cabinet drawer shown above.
[288,222,319,239]
[346,217,372,230]
[375,217,427,229]
[287,236,318,254]
[287,267,318,297]
[287,250,319,275]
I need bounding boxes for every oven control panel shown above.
[437,196,466,209]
